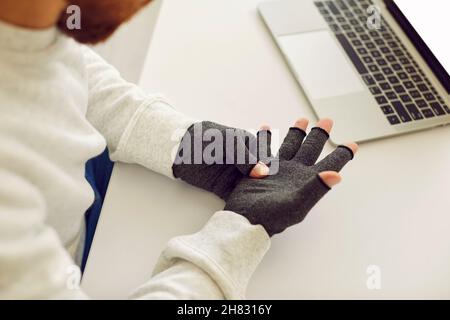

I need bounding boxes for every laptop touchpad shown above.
[278,31,365,100]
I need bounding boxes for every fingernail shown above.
[254,162,270,176]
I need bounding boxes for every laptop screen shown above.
[385,0,450,93]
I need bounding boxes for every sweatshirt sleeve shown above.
[0,168,269,300]
[0,134,269,299]
[82,45,197,178]
[132,211,271,300]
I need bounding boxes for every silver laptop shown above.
[259,0,450,144]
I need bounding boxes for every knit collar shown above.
[0,19,58,52]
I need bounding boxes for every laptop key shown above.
[386,55,396,63]
[388,76,400,84]
[386,91,397,100]
[387,115,401,125]
[363,75,375,85]
[380,47,390,54]
[358,47,368,55]
[430,102,445,116]
[374,73,385,81]
[409,90,421,98]
[393,49,404,56]
[342,24,351,31]
[387,41,398,48]
[363,56,374,64]
[380,82,391,90]
[444,105,450,114]
[325,1,340,15]
[392,63,402,71]
[371,50,381,58]
[393,85,406,94]
[370,86,382,95]
[335,34,368,74]
[376,58,387,66]
[398,72,408,80]
[368,65,379,72]
[417,83,428,92]
[424,92,435,101]
[400,94,412,103]
[404,81,415,89]
[330,24,341,32]
[422,109,435,118]
[405,104,423,120]
[360,34,370,41]
[382,67,393,75]
[411,75,422,83]
[392,101,412,122]
[336,0,348,10]
[381,105,394,114]
[375,95,388,105]
[405,66,416,73]
[366,42,375,49]
[416,99,427,109]
[374,38,385,46]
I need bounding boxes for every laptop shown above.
[259,0,450,144]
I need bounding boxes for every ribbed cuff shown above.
[110,97,197,178]
[152,211,271,299]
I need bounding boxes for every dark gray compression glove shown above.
[224,127,354,236]
[172,121,272,199]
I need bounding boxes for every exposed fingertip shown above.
[318,171,342,188]
[249,162,270,178]
[344,142,359,155]
[294,118,309,131]
[316,118,334,133]
[260,125,271,131]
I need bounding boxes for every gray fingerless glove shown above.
[172,121,270,199]
[224,127,354,236]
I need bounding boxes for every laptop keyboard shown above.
[314,0,449,125]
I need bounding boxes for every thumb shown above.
[318,171,342,188]
[249,162,270,178]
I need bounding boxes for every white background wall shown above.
[92,0,162,83]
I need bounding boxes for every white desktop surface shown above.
[81,0,450,299]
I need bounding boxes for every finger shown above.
[315,143,357,172]
[232,130,259,175]
[277,118,309,160]
[318,171,341,188]
[295,119,333,165]
[249,161,270,178]
[257,126,272,161]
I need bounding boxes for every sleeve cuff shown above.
[152,211,271,300]
[109,96,197,178]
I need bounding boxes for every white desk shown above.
[82,0,450,299]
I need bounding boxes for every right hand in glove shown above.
[224,119,358,236]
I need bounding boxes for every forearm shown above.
[82,45,196,178]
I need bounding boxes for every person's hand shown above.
[172,121,271,199]
[224,118,358,236]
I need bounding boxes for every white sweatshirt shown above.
[0,21,270,299]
